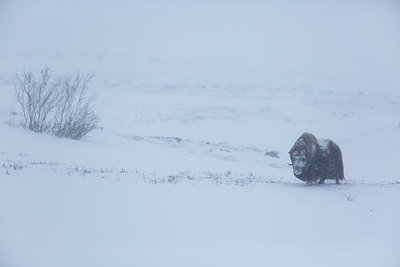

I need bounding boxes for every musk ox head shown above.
[288,133,318,181]
[290,145,307,176]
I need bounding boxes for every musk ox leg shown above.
[306,180,316,185]
[318,178,326,184]
[335,177,340,184]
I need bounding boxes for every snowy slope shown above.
[1,1,400,267]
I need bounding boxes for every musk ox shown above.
[289,132,344,184]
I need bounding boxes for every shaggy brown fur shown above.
[289,132,344,184]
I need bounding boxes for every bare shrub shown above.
[14,67,98,139]
[15,67,60,133]
[51,73,98,139]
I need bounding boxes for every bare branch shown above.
[13,67,98,139]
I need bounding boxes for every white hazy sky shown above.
[1,0,400,82]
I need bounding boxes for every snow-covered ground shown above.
[1,1,400,266]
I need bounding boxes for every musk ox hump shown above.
[317,139,330,151]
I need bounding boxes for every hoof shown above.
[306,180,316,186]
